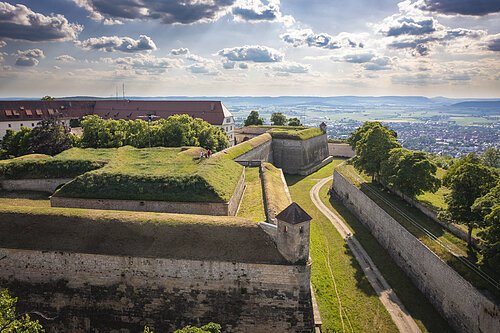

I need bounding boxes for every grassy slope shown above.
[237,167,266,222]
[337,163,500,299]
[320,179,452,333]
[0,191,50,208]
[261,162,291,217]
[416,167,449,210]
[54,146,243,202]
[221,133,272,160]
[285,160,398,333]
[270,127,324,140]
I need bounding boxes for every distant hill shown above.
[451,101,500,108]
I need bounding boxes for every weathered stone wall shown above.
[0,178,73,193]
[328,143,355,158]
[272,134,331,175]
[333,170,500,333]
[234,139,273,165]
[0,247,314,333]
[51,170,245,216]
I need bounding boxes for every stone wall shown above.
[333,170,500,333]
[0,178,73,193]
[0,247,314,333]
[328,143,355,158]
[272,134,331,175]
[234,139,273,165]
[51,170,245,216]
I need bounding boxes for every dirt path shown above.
[310,176,422,333]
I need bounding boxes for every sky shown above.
[0,0,499,98]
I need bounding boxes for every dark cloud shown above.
[419,0,500,16]
[15,56,38,66]
[363,56,392,71]
[79,35,157,53]
[385,17,437,37]
[342,53,375,63]
[239,62,248,69]
[231,0,289,23]
[75,0,236,25]
[218,45,283,62]
[0,2,82,41]
[487,38,500,51]
[232,7,276,21]
[222,61,235,69]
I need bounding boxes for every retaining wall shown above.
[0,178,73,193]
[328,143,355,158]
[272,134,330,175]
[234,139,273,165]
[51,170,245,216]
[333,169,500,333]
[0,247,314,333]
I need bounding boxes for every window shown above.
[20,123,23,127]
[8,124,11,128]
[32,123,35,127]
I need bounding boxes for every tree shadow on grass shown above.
[284,174,307,187]
[0,190,50,200]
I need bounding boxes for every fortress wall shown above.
[228,169,246,215]
[328,143,355,158]
[0,247,314,333]
[333,170,500,333]
[0,178,73,193]
[272,134,331,175]
[234,139,273,164]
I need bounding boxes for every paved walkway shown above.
[310,176,422,333]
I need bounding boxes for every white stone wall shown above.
[0,119,70,139]
[218,116,235,146]
[1,178,74,193]
[333,170,500,333]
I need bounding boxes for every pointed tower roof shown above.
[275,202,312,225]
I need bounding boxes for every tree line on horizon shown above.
[244,110,301,127]
[348,121,500,274]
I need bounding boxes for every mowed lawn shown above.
[286,160,399,333]
[237,167,266,222]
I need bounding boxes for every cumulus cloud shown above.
[281,29,364,50]
[384,17,438,36]
[74,0,236,25]
[333,52,395,70]
[170,48,190,55]
[15,57,38,66]
[239,62,249,69]
[218,45,283,62]
[14,48,44,67]
[55,54,76,62]
[418,0,500,16]
[232,0,294,25]
[0,41,6,48]
[222,61,235,69]
[483,34,500,51]
[78,35,157,53]
[186,63,220,75]
[272,61,310,74]
[0,2,82,41]
[101,54,180,74]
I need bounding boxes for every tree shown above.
[352,123,400,181]
[481,146,500,168]
[472,183,500,218]
[40,96,54,101]
[347,121,396,150]
[1,128,32,157]
[443,162,498,246]
[0,289,44,333]
[270,112,287,126]
[479,206,500,275]
[27,119,72,155]
[244,111,264,126]
[380,148,440,198]
[287,117,301,126]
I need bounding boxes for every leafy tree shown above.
[40,96,54,101]
[0,289,44,333]
[472,183,500,218]
[244,110,264,126]
[1,128,32,157]
[270,112,287,126]
[27,119,72,155]
[481,146,500,168]
[143,322,221,333]
[479,206,500,275]
[347,121,396,150]
[352,123,400,181]
[287,117,301,126]
[443,162,498,246]
[380,148,440,198]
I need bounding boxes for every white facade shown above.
[219,116,235,146]
[0,119,71,139]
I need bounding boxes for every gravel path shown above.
[310,176,422,333]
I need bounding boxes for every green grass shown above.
[237,167,266,222]
[221,133,272,160]
[270,127,324,140]
[336,163,500,299]
[285,160,399,333]
[261,162,291,218]
[54,146,244,202]
[416,167,449,210]
[249,125,306,130]
[319,179,452,333]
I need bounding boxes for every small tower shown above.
[319,122,327,133]
[275,202,312,264]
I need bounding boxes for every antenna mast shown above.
[122,83,125,100]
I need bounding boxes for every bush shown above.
[0,159,106,179]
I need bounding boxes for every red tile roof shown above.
[0,100,232,125]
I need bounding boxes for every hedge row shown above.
[0,159,106,179]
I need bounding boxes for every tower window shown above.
[299,227,304,234]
